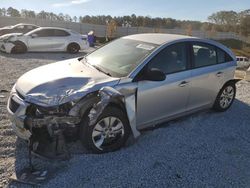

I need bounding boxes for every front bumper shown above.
[0,41,14,53]
[7,92,81,141]
[7,93,31,140]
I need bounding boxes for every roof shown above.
[36,27,70,30]
[123,33,197,45]
[15,23,38,26]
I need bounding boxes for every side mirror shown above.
[144,68,166,81]
[31,33,38,38]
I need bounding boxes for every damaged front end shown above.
[8,96,82,159]
[7,83,140,159]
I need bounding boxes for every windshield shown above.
[85,38,158,77]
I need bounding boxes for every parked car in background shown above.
[0,27,89,54]
[236,56,250,68]
[7,34,238,154]
[0,23,39,36]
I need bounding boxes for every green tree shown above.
[208,11,239,32]
[7,7,20,17]
[240,15,250,36]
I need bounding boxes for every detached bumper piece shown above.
[25,116,80,129]
[25,115,81,160]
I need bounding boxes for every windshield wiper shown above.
[91,64,112,77]
[81,57,112,77]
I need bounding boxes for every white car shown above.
[0,27,89,54]
[236,56,250,68]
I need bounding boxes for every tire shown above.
[213,82,236,112]
[67,43,80,54]
[11,41,27,54]
[80,106,130,154]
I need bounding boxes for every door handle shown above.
[179,81,189,87]
[216,72,223,77]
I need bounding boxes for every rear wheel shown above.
[213,82,236,112]
[11,41,27,54]
[67,43,80,54]
[80,106,130,153]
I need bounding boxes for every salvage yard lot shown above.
[0,52,250,187]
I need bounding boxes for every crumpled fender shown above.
[88,86,141,138]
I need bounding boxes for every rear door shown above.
[136,42,192,127]
[186,42,230,111]
[50,29,70,50]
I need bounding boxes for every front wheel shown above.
[213,82,236,112]
[80,106,130,153]
[11,41,27,54]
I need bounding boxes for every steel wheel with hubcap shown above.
[80,106,130,153]
[213,83,236,112]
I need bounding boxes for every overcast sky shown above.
[1,0,250,21]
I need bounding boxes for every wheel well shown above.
[67,42,80,48]
[108,102,127,114]
[14,40,27,48]
[222,79,241,87]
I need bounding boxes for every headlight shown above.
[10,84,16,95]
[2,36,14,42]
[6,36,15,42]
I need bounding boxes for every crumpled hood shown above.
[15,58,120,106]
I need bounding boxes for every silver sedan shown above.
[7,34,238,154]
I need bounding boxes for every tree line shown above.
[0,7,249,36]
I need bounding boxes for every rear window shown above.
[217,48,233,63]
[192,42,233,68]
[54,29,70,37]
[192,43,217,68]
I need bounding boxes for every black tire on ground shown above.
[67,43,80,54]
[213,82,236,112]
[11,41,27,54]
[80,106,131,154]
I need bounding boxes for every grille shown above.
[9,98,20,113]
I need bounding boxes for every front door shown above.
[136,42,191,128]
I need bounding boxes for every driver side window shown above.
[148,43,188,74]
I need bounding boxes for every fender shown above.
[88,86,141,138]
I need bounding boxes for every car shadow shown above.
[9,98,250,187]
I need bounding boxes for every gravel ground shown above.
[0,51,250,188]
